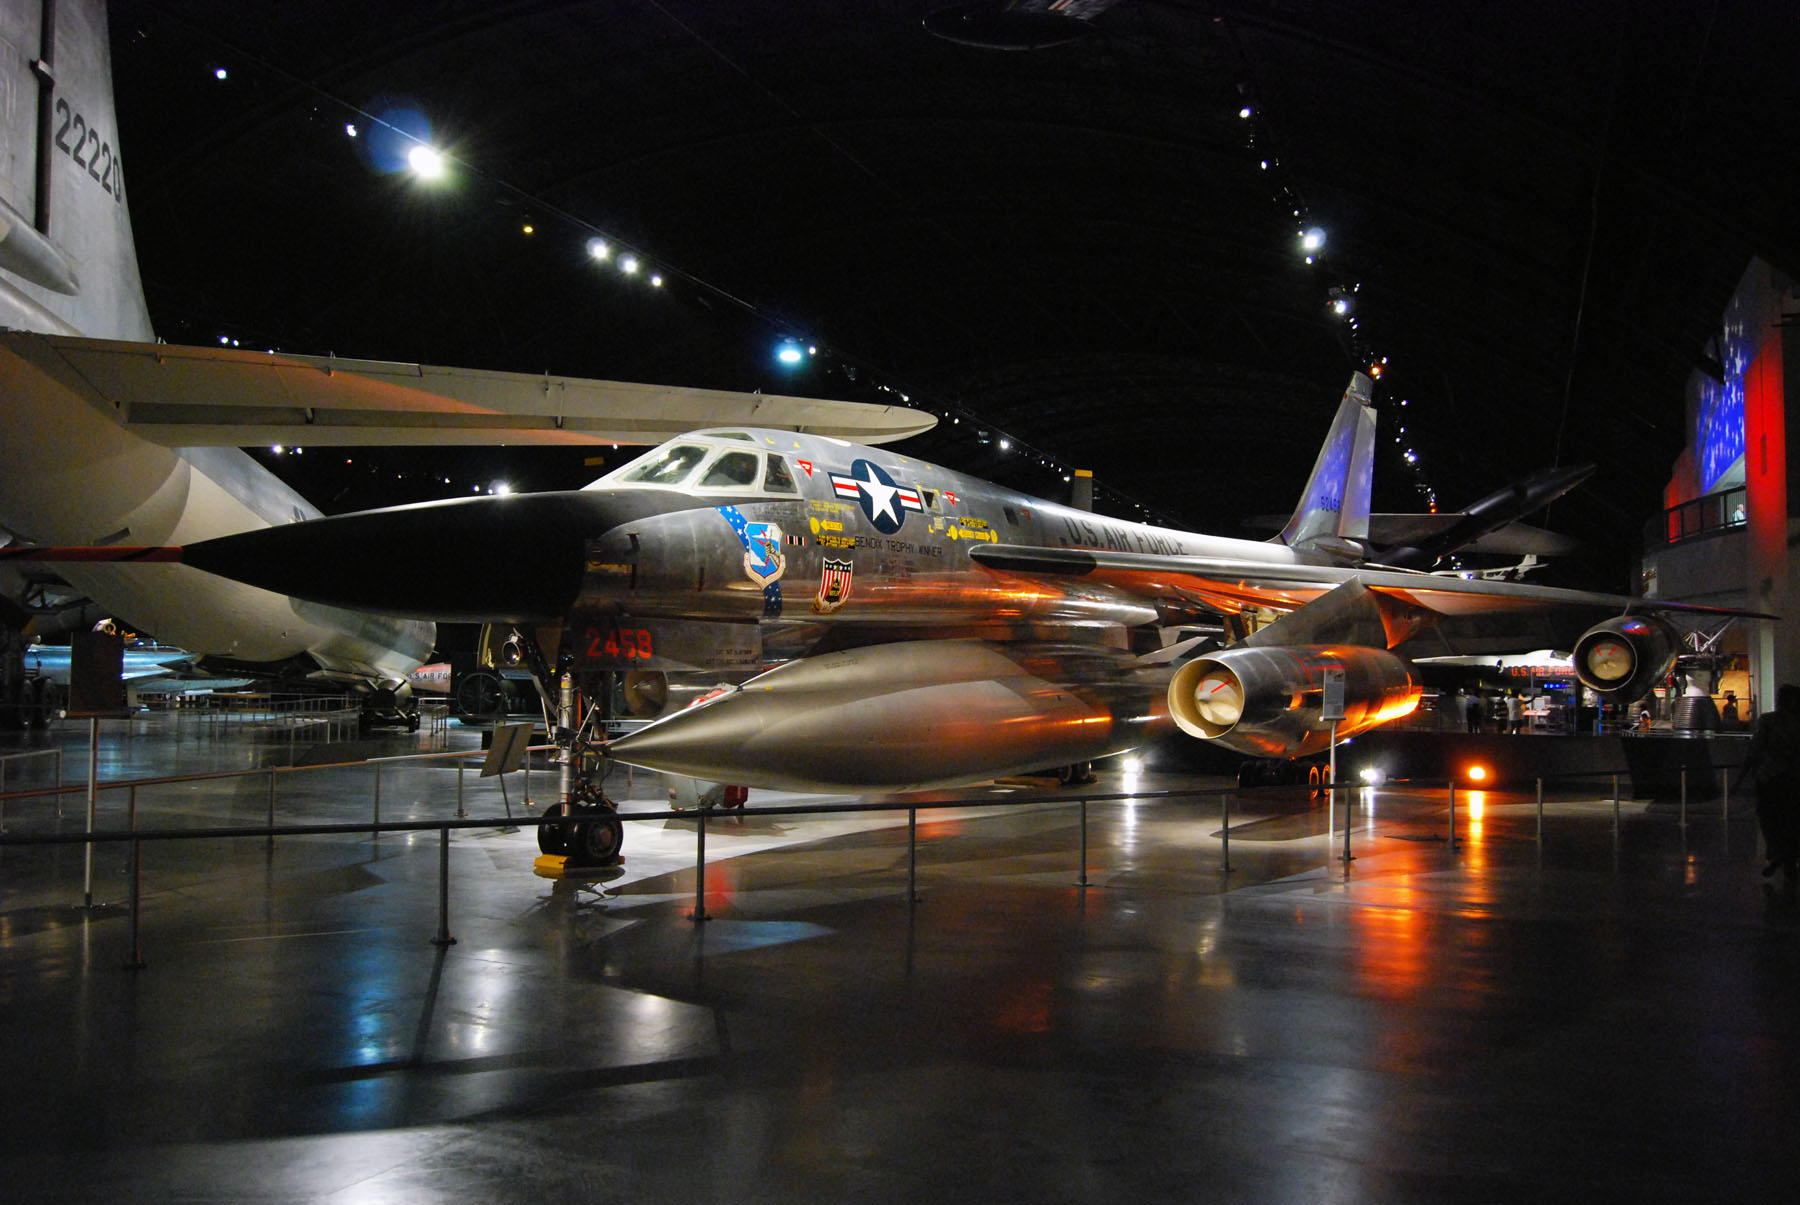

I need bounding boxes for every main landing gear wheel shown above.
[1057,761,1095,786]
[538,803,569,856]
[567,805,624,865]
[455,671,508,722]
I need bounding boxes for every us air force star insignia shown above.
[828,459,923,535]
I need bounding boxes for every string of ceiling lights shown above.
[174,20,1204,524]
[195,15,1440,522]
[1217,14,1439,515]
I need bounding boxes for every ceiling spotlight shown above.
[344,122,358,138]
[493,483,512,496]
[775,339,804,366]
[650,274,663,287]
[620,255,640,275]
[1301,227,1326,252]
[214,67,228,81]
[1238,105,1252,118]
[586,238,610,261]
[522,224,534,236]
[1332,297,1352,316]
[999,438,1012,452]
[407,145,445,178]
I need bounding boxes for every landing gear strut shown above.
[543,670,624,866]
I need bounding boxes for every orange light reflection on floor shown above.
[703,862,737,914]
[1464,789,1485,844]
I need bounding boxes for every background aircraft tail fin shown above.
[1278,373,1376,556]
[0,0,155,340]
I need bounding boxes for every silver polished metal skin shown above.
[10,380,1765,812]
[605,639,1167,792]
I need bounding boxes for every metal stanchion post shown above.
[1680,767,1688,829]
[125,837,145,969]
[1327,721,1338,865]
[266,769,277,850]
[1342,783,1354,863]
[432,826,456,947]
[690,807,709,922]
[1612,774,1620,837]
[1722,768,1731,818]
[1447,780,1458,852]
[84,716,99,908]
[55,748,63,818]
[1536,777,1544,844]
[1077,799,1088,888]
[372,762,382,841]
[457,763,467,819]
[1221,792,1231,872]
[909,807,920,902]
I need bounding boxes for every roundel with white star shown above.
[828,459,925,535]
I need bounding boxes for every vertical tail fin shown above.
[0,0,154,340]
[1278,373,1376,556]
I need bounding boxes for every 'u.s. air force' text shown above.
[1060,518,1186,556]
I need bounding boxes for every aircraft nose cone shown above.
[182,490,623,622]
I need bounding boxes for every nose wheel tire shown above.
[568,809,624,864]
[537,803,569,855]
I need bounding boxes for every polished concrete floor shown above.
[2,715,1796,1201]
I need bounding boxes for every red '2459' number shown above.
[585,627,653,660]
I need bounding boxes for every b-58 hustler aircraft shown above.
[4,373,1760,863]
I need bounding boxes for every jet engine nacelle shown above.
[1168,645,1422,759]
[1571,614,1679,702]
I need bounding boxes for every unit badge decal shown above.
[813,558,854,614]
[742,521,786,586]
[717,506,785,617]
[828,459,924,534]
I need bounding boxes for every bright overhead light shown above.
[522,224,534,236]
[408,145,445,178]
[213,67,228,81]
[776,340,804,366]
[493,483,512,496]
[586,238,610,261]
[998,438,1011,451]
[1301,227,1326,252]
[620,255,640,275]
[345,122,358,138]
[650,274,663,287]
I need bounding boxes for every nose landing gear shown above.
[535,671,625,872]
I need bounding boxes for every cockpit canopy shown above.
[586,430,803,495]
